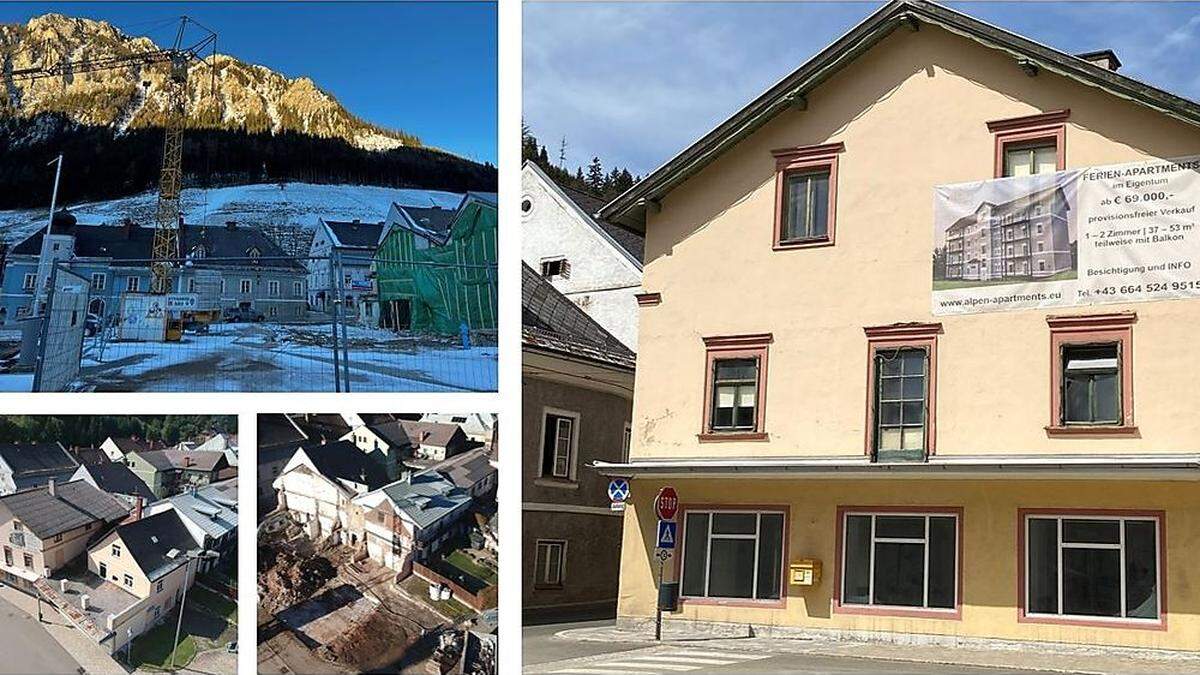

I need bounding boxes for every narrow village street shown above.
[0,592,82,675]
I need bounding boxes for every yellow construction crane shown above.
[10,16,218,296]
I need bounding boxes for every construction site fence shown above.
[5,253,497,392]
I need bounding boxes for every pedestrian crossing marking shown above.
[545,647,774,674]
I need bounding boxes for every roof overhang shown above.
[522,344,635,399]
[593,454,1200,480]
[598,0,1200,230]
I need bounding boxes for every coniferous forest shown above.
[0,113,498,210]
[0,415,236,446]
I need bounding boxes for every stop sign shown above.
[655,486,679,520]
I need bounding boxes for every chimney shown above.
[80,594,90,611]
[47,479,55,497]
[1076,49,1121,72]
[132,496,143,522]
[226,220,237,230]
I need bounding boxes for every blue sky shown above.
[524,1,1200,176]
[0,2,497,163]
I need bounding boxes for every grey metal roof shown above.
[75,463,156,502]
[394,205,458,240]
[599,0,1200,229]
[378,470,471,531]
[135,448,226,472]
[0,480,129,539]
[158,478,237,541]
[114,509,197,581]
[323,220,385,249]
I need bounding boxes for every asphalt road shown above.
[0,594,81,675]
[523,620,1066,674]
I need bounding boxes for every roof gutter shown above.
[592,453,1200,480]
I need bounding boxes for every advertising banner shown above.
[932,156,1200,315]
[119,294,166,342]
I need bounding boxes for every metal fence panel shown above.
[33,266,89,392]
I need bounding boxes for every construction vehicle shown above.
[10,17,218,342]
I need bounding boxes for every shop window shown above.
[1021,511,1163,627]
[864,324,941,459]
[540,410,578,480]
[534,540,566,589]
[1046,313,1136,436]
[700,334,771,441]
[838,510,960,616]
[772,142,842,249]
[680,510,785,603]
[988,110,1068,178]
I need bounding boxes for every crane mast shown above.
[9,16,217,296]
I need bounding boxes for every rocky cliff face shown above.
[0,13,418,151]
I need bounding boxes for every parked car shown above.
[222,306,265,323]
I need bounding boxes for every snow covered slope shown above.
[0,182,464,245]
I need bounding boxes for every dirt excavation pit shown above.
[316,607,422,672]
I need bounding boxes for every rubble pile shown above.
[258,545,337,614]
[316,609,418,671]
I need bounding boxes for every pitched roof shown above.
[522,263,636,369]
[0,480,129,539]
[129,449,175,471]
[0,443,78,480]
[375,471,471,530]
[393,205,458,241]
[113,509,197,581]
[526,162,645,265]
[303,440,393,491]
[365,421,412,449]
[107,437,151,455]
[437,447,495,492]
[11,222,304,271]
[76,463,156,502]
[157,478,237,541]
[133,448,226,472]
[258,414,308,449]
[398,421,461,449]
[599,0,1200,229]
[70,447,110,466]
[323,219,386,249]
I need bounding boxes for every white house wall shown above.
[521,164,642,350]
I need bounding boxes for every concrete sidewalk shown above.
[551,623,1200,675]
[0,583,128,675]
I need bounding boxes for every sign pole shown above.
[655,556,664,641]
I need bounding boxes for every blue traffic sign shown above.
[656,520,677,549]
[607,478,630,502]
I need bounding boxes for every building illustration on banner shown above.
[936,172,1078,288]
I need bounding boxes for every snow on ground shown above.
[75,321,496,392]
[0,182,465,245]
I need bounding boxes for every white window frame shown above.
[98,561,107,578]
[240,279,252,294]
[112,544,121,558]
[540,408,579,481]
[123,574,133,588]
[293,281,303,296]
[840,510,960,612]
[1023,513,1162,625]
[22,273,35,291]
[91,272,106,291]
[188,278,197,293]
[126,276,140,292]
[534,539,566,587]
[680,509,786,602]
[268,280,280,297]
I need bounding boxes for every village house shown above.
[340,419,414,476]
[306,218,385,322]
[70,461,157,507]
[0,442,79,495]
[593,0,1200,654]
[352,470,473,575]
[0,479,129,594]
[272,440,396,541]
[125,448,231,499]
[521,161,644,350]
[374,203,458,330]
[0,217,308,327]
[437,446,498,501]
[421,413,496,445]
[522,263,635,623]
[86,508,206,653]
[374,193,498,335]
[99,436,152,463]
[144,478,237,573]
[398,420,471,462]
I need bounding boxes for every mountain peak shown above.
[0,12,419,151]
